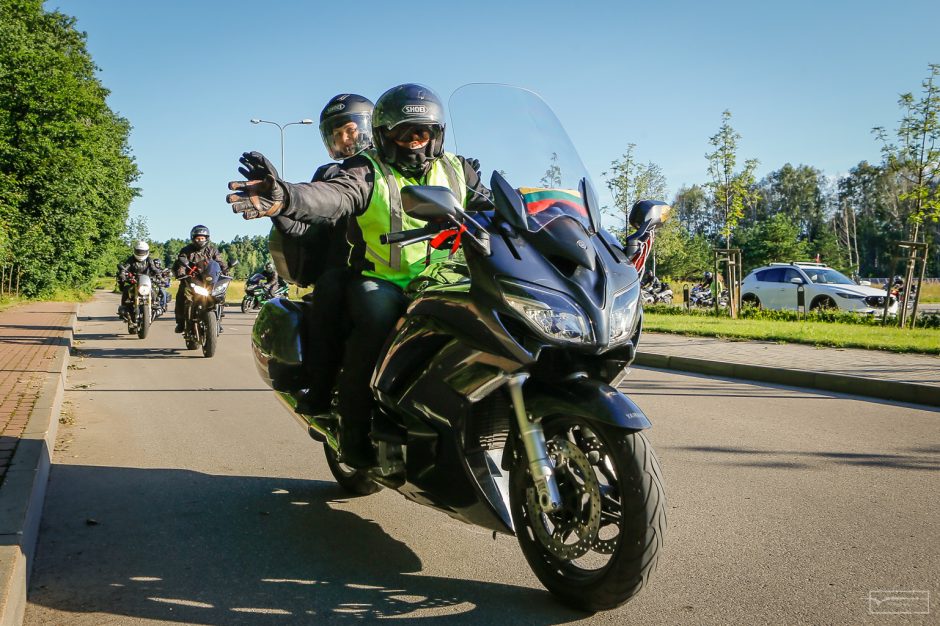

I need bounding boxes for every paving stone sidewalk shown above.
[634,331,940,408]
[0,303,76,484]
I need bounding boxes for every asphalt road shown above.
[24,292,939,625]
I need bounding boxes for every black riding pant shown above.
[304,267,353,406]
[336,276,409,437]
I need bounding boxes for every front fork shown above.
[506,373,561,513]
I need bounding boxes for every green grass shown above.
[644,313,940,355]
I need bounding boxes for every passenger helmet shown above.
[133,241,150,261]
[319,94,374,160]
[190,225,210,249]
[372,83,446,177]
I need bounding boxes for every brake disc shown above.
[525,438,602,560]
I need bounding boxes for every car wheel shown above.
[811,296,837,311]
[742,294,761,309]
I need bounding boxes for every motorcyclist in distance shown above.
[260,261,287,299]
[172,225,229,333]
[116,241,163,320]
[150,257,173,314]
[227,83,491,467]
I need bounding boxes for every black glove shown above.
[227,152,286,219]
[465,157,481,177]
[238,151,279,181]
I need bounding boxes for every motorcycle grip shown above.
[381,226,429,245]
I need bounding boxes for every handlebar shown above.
[380,225,436,245]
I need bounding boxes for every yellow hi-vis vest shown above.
[357,151,467,288]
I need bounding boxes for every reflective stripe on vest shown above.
[357,152,467,287]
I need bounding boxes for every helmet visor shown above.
[320,112,373,160]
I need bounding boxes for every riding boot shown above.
[338,419,374,469]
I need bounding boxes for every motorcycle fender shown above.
[524,378,651,431]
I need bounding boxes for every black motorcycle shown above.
[179,260,234,358]
[241,272,289,313]
[251,84,667,611]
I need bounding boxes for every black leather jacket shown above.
[173,243,228,277]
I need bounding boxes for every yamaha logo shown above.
[402,105,428,114]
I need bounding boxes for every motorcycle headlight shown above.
[498,278,593,344]
[137,284,151,296]
[211,282,228,297]
[192,284,210,297]
[609,283,641,345]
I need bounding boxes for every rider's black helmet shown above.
[190,225,210,249]
[704,271,713,280]
[372,83,446,178]
[319,94,374,161]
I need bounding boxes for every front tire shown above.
[202,311,218,358]
[811,296,836,311]
[241,295,251,314]
[509,418,666,612]
[323,444,382,496]
[137,302,152,339]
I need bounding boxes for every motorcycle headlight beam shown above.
[192,284,210,297]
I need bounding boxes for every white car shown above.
[741,262,898,314]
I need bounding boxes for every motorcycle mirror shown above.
[401,186,461,222]
[628,200,672,230]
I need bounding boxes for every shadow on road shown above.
[670,445,940,472]
[28,466,586,625]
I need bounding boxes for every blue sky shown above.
[47,0,940,242]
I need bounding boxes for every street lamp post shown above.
[249,118,314,176]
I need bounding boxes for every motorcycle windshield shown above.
[448,84,595,234]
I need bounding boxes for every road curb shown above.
[0,310,75,626]
[633,351,940,409]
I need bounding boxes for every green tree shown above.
[872,63,940,243]
[736,213,809,269]
[0,0,139,296]
[652,217,713,280]
[122,214,150,245]
[671,184,711,238]
[705,110,760,248]
[604,144,667,237]
[539,152,562,188]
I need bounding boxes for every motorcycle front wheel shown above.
[323,444,382,496]
[509,417,666,612]
[201,311,218,358]
[241,295,251,314]
[137,302,152,339]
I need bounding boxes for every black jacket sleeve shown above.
[278,156,374,225]
[270,163,344,237]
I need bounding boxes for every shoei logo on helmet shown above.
[403,105,428,115]
[326,103,346,114]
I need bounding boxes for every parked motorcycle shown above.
[689,284,728,308]
[179,260,234,357]
[241,273,289,313]
[641,277,674,305]
[251,84,667,611]
[119,272,156,339]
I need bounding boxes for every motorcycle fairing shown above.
[524,377,652,431]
